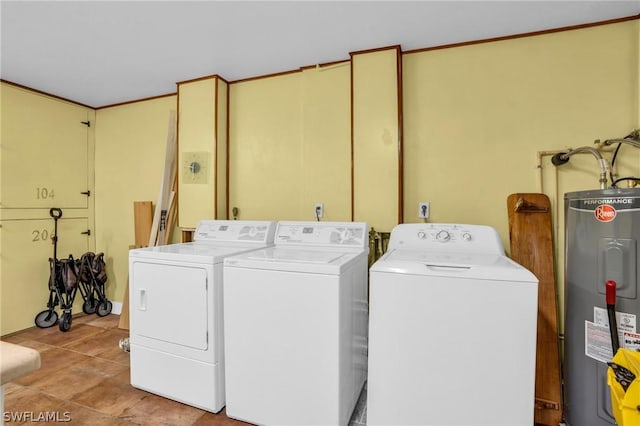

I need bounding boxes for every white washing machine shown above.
[367,223,539,426]
[223,221,369,426]
[128,220,276,413]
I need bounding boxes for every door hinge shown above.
[81,190,91,197]
[81,120,91,127]
[81,230,91,236]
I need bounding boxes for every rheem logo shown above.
[595,204,616,222]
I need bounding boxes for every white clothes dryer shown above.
[128,220,276,413]
[223,221,369,426]
[367,223,538,426]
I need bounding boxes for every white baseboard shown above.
[110,301,123,315]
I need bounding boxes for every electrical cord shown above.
[611,177,640,188]
[611,143,622,169]
[607,130,640,187]
[610,143,622,184]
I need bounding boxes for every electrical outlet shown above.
[315,203,324,219]
[418,202,430,219]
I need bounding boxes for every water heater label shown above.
[594,307,636,334]
[571,197,640,211]
[587,309,638,362]
[623,331,640,351]
[585,320,615,363]
[570,197,640,222]
[577,197,637,207]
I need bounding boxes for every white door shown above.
[131,261,209,352]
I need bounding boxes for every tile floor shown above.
[2,314,368,426]
[1,314,249,425]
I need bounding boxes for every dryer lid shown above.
[129,241,272,263]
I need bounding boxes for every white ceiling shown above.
[2,1,639,108]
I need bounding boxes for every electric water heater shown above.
[564,188,640,425]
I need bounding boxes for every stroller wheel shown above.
[35,310,58,328]
[96,300,113,317]
[59,312,72,332]
[82,299,98,315]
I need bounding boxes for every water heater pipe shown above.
[551,146,611,189]
[601,130,640,187]
[603,138,640,148]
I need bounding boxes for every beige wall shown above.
[229,64,352,222]
[94,96,180,307]
[1,18,638,335]
[352,48,402,232]
[177,77,229,228]
[0,82,95,334]
[403,19,639,248]
[403,20,639,329]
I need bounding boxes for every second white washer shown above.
[223,221,369,426]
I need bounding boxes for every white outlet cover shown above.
[418,202,429,219]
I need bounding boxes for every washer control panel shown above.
[194,220,277,243]
[388,223,504,254]
[275,221,368,248]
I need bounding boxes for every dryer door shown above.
[131,260,209,351]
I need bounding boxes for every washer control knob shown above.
[417,231,426,239]
[462,232,472,241]
[435,230,450,242]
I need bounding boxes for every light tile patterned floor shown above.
[2,314,368,425]
[2,314,247,425]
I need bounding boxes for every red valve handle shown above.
[606,280,617,306]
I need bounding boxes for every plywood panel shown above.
[133,201,153,247]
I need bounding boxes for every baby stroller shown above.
[34,208,78,332]
[77,251,112,317]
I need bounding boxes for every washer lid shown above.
[224,246,364,274]
[371,248,538,282]
[384,248,500,265]
[247,248,346,264]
